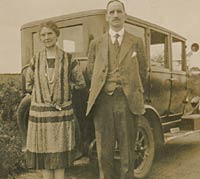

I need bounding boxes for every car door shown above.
[170,36,187,114]
[149,29,171,116]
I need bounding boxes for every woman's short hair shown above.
[38,20,60,37]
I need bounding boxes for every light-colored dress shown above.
[25,47,85,169]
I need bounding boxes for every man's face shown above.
[106,1,126,31]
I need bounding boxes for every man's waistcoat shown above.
[86,32,147,116]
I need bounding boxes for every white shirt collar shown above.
[109,28,125,45]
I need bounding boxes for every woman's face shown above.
[39,27,58,48]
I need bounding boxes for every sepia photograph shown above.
[0,0,200,179]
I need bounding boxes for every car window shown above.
[172,37,185,71]
[125,23,145,45]
[150,30,169,69]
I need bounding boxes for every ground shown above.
[17,132,200,179]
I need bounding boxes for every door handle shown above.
[167,78,177,81]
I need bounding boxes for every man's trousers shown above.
[93,88,138,179]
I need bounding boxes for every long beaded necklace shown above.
[44,50,56,84]
[46,63,55,84]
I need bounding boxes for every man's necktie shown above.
[114,33,120,51]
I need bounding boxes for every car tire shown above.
[16,95,31,146]
[88,138,97,161]
[134,116,155,179]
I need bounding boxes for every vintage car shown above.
[19,9,200,178]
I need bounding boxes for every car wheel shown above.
[134,116,155,179]
[16,95,31,146]
[88,138,97,161]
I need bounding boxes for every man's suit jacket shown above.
[86,31,147,116]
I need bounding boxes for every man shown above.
[86,1,147,179]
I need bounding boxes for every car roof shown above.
[21,9,186,41]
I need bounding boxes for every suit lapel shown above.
[118,31,133,64]
[99,33,109,67]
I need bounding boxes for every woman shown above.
[25,21,85,179]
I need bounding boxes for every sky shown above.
[0,0,200,73]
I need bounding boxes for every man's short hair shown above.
[106,0,125,11]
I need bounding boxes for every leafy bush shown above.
[0,120,26,178]
[0,80,27,178]
[0,81,21,121]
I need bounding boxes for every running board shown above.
[164,114,200,143]
[164,130,200,143]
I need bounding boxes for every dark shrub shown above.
[0,120,26,178]
[0,81,21,121]
[0,80,27,178]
